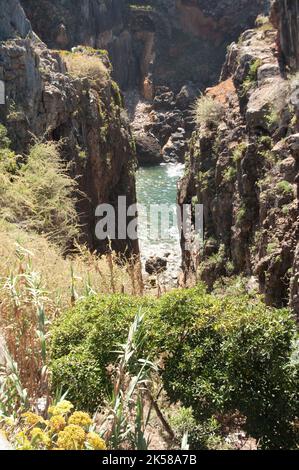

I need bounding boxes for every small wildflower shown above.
[57,424,86,450]
[22,412,45,427]
[86,432,107,450]
[48,400,74,416]
[30,428,51,448]
[49,415,66,432]
[68,411,92,428]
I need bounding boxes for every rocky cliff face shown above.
[20,0,268,165]
[271,0,299,72]
[21,0,268,93]
[21,0,136,90]
[178,11,299,313]
[0,0,138,255]
[0,0,31,41]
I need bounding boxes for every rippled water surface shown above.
[136,163,185,280]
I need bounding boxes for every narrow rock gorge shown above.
[0,0,268,263]
[1,0,299,454]
[21,0,267,165]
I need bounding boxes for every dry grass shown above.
[0,221,143,312]
[192,95,224,128]
[0,221,143,404]
[63,53,109,86]
[0,141,79,250]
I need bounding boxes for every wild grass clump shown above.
[192,96,224,128]
[0,222,143,312]
[0,137,79,249]
[0,223,143,422]
[63,53,109,86]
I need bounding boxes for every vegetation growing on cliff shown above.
[0,127,78,249]
[60,49,109,87]
[192,96,224,128]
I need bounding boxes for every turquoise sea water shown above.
[136,163,185,279]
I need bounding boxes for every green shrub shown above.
[236,202,247,225]
[50,294,158,411]
[277,180,294,197]
[169,407,227,450]
[62,51,108,86]
[232,142,247,163]
[50,287,299,448]
[158,288,299,449]
[51,350,107,412]
[0,124,11,149]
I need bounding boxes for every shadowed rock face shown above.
[21,0,268,93]
[272,0,299,72]
[0,0,31,40]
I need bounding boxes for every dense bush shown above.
[158,287,299,449]
[50,286,299,448]
[50,294,158,411]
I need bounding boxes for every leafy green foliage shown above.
[0,124,11,149]
[276,180,294,197]
[170,407,228,450]
[50,287,299,448]
[157,288,299,449]
[50,295,158,411]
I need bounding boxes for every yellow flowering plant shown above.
[68,411,92,428]
[48,400,74,416]
[0,400,106,451]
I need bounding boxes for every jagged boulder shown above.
[135,132,163,166]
